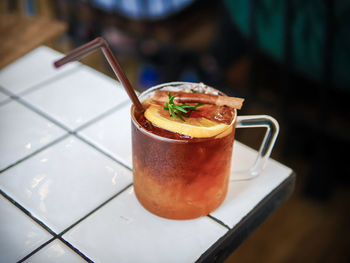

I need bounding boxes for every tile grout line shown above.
[1,182,133,263]
[1,181,133,263]
[74,99,130,132]
[2,84,133,172]
[58,183,133,237]
[0,133,132,261]
[54,183,134,262]
[207,214,231,231]
[16,90,129,136]
[74,133,133,171]
[0,85,15,97]
[16,235,94,263]
[1,65,129,137]
[0,134,70,174]
[0,86,12,107]
[14,96,74,132]
[0,69,135,261]
[1,73,133,174]
[0,64,82,98]
[57,237,94,263]
[1,65,82,133]
[18,65,83,97]
[0,86,14,107]
[0,98,11,107]
[16,237,57,263]
[0,189,57,237]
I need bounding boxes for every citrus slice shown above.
[144,105,230,138]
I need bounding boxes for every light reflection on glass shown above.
[25,143,32,149]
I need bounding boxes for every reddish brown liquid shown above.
[131,102,236,219]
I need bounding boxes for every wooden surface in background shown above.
[0,14,66,69]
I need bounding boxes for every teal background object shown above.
[224,0,350,90]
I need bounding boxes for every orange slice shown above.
[144,105,231,138]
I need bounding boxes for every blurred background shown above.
[1,0,349,262]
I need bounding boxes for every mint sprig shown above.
[163,92,202,121]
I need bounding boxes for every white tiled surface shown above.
[24,240,85,263]
[0,90,9,104]
[0,47,294,262]
[0,100,66,171]
[64,186,228,263]
[23,65,129,130]
[0,46,79,95]
[212,142,292,228]
[0,195,52,263]
[0,136,132,233]
[79,102,133,168]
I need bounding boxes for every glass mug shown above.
[131,82,279,219]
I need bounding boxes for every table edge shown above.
[196,171,296,263]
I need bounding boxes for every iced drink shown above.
[53,38,278,220]
[131,82,237,219]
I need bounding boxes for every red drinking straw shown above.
[54,37,144,113]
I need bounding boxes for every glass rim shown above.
[131,81,237,143]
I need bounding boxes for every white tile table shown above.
[0,90,10,105]
[0,47,295,263]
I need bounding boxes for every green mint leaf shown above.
[168,106,178,119]
[169,94,177,104]
[174,105,188,113]
[170,110,178,119]
[180,105,194,108]
[178,113,185,121]
[163,93,202,122]
[193,103,203,109]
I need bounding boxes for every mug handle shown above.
[230,115,279,181]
